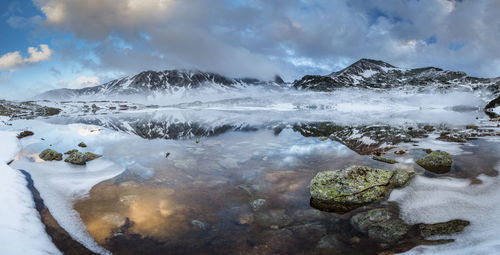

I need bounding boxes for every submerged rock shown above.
[78,142,87,148]
[416,150,452,173]
[17,130,34,139]
[250,199,267,212]
[350,207,470,243]
[39,149,62,161]
[310,166,414,213]
[372,155,398,164]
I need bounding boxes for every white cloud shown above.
[31,0,500,79]
[0,44,53,71]
[75,76,100,88]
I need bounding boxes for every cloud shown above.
[0,44,53,71]
[75,76,99,88]
[31,0,500,79]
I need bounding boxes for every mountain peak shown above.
[350,58,395,69]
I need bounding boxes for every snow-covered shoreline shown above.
[0,131,61,255]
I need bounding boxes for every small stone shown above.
[250,199,267,212]
[165,152,170,158]
[17,130,34,139]
[78,142,87,148]
[416,150,452,174]
[195,138,200,144]
[317,234,341,249]
[394,149,407,155]
[372,155,398,164]
[39,149,62,161]
[423,148,433,154]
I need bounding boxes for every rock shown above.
[316,234,342,249]
[165,152,170,158]
[78,142,87,148]
[64,149,78,155]
[423,148,433,154]
[250,199,267,212]
[255,210,293,228]
[17,130,34,139]
[84,152,102,161]
[394,149,407,155]
[191,220,207,230]
[372,155,398,164]
[417,220,470,238]
[195,138,200,144]
[64,151,88,165]
[39,149,62,161]
[466,125,478,130]
[350,207,470,244]
[416,150,452,173]
[351,208,409,242]
[310,166,414,213]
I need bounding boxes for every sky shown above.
[1,0,500,100]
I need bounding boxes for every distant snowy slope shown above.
[36,70,286,100]
[293,58,500,92]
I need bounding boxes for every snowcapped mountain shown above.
[36,59,500,101]
[293,58,500,93]
[36,70,286,100]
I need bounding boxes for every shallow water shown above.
[3,92,500,254]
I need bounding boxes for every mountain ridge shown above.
[36,59,500,100]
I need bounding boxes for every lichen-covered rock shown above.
[416,150,452,173]
[310,166,414,212]
[350,207,470,244]
[64,151,88,165]
[372,155,398,164]
[417,220,470,238]
[64,150,102,165]
[39,149,62,161]
[78,142,87,148]
[350,208,409,242]
[64,149,78,155]
[84,152,102,161]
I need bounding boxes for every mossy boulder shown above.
[39,149,62,161]
[416,150,452,173]
[64,149,78,155]
[310,166,414,213]
[372,155,398,164]
[64,150,102,165]
[65,151,87,165]
[78,142,87,148]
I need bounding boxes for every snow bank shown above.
[0,131,61,255]
[12,158,125,255]
[390,172,500,254]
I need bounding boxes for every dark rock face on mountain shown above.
[36,70,285,100]
[293,59,500,92]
